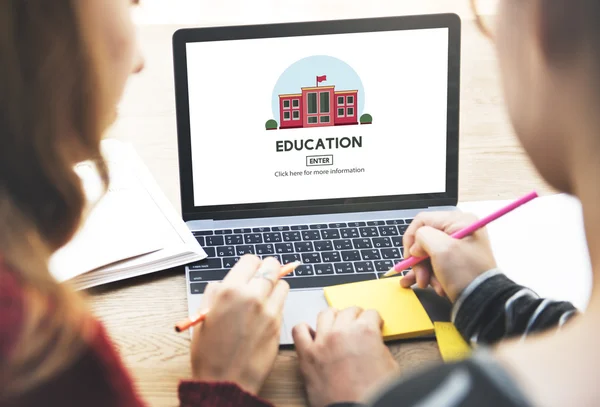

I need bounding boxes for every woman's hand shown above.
[190,255,289,395]
[400,211,497,302]
[293,307,398,407]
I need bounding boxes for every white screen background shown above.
[186,28,449,207]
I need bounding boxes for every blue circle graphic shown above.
[271,55,365,123]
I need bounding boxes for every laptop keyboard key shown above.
[392,236,403,247]
[333,239,352,250]
[359,227,379,237]
[355,261,375,273]
[375,260,394,271]
[283,231,302,241]
[379,226,398,236]
[310,224,328,230]
[340,228,359,238]
[203,247,216,257]
[328,222,347,228]
[360,249,381,260]
[301,253,321,264]
[244,233,263,244]
[381,248,401,260]
[352,238,372,249]
[282,253,301,264]
[236,245,255,255]
[193,230,213,236]
[216,246,235,257]
[205,236,224,246]
[275,243,294,254]
[253,227,270,232]
[373,237,392,248]
[295,265,314,276]
[189,258,222,270]
[341,250,360,261]
[314,264,334,275]
[386,220,405,225]
[367,221,385,226]
[334,262,355,274]
[321,251,341,263]
[294,242,314,252]
[214,229,232,235]
[190,282,208,294]
[189,269,229,282]
[314,240,333,251]
[321,229,340,239]
[302,230,321,240]
[405,219,414,224]
[347,222,366,227]
[264,232,282,243]
[272,226,290,231]
[225,235,243,245]
[234,228,251,233]
[255,244,274,255]
[291,225,309,230]
[195,236,205,246]
[398,225,409,234]
[283,273,375,289]
[223,257,240,268]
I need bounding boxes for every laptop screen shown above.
[185,27,450,208]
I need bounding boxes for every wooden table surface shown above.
[92,3,554,406]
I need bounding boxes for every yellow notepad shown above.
[434,322,471,362]
[323,277,434,341]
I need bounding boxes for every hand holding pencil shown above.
[184,255,298,396]
[393,192,537,302]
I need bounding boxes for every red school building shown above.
[279,85,358,129]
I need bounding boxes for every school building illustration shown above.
[278,84,359,129]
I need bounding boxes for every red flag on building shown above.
[316,75,327,86]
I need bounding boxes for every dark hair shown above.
[0,0,108,398]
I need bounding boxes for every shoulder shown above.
[0,258,25,358]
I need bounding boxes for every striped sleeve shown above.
[451,269,578,345]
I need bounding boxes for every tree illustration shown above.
[265,119,278,130]
[360,113,373,124]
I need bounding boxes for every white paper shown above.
[458,194,592,310]
[49,151,166,282]
[53,139,206,290]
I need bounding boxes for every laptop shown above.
[172,14,461,344]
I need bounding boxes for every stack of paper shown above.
[49,139,206,290]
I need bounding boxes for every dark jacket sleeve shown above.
[179,381,273,407]
[452,269,578,345]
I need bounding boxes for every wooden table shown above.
[93,5,554,406]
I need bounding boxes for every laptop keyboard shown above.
[188,219,413,294]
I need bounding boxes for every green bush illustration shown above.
[360,113,373,124]
[265,119,278,130]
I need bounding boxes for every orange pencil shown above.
[174,261,302,333]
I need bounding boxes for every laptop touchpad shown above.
[281,290,328,345]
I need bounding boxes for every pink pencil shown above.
[383,191,539,277]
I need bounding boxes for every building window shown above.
[347,96,354,105]
[337,96,344,105]
[292,110,300,120]
[307,93,317,114]
[283,100,290,109]
[320,92,330,113]
[292,99,299,108]
[308,117,318,124]
[337,108,344,117]
[347,107,354,117]
[320,116,330,123]
[283,111,291,120]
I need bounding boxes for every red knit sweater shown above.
[0,260,272,407]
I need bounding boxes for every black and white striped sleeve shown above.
[451,269,578,345]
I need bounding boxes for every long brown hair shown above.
[0,0,109,398]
